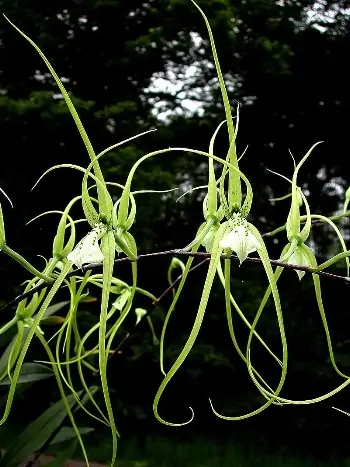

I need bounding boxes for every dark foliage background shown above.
[1,0,350,461]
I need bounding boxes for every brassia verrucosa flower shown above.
[243,147,350,408]
[152,0,287,426]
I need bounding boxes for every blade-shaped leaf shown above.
[0,327,29,377]
[41,316,65,326]
[44,440,77,467]
[50,426,94,446]
[0,328,16,349]
[43,301,70,318]
[0,391,82,467]
[0,363,53,386]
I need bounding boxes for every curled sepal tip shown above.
[154,406,195,427]
[333,406,350,416]
[0,187,13,208]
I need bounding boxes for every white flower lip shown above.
[219,223,261,264]
[286,245,310,280]
[67,224,106,269]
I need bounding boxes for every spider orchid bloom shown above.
[286,244,311,280]
[219,214,261,264]
[67,223,107,269]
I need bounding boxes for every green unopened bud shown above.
[135,307,147,325]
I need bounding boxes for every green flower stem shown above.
[2,245,54,282]
[0,315,19,336]
[313,251,350,272]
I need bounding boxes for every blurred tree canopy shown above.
[1,0,350,458]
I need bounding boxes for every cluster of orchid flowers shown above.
[1,1,350,466]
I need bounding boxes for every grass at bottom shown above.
[65,436,350,467]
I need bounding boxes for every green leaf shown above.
[43,301,70,318]
[50,426,94,445]
[0,328,29,377]
[41,316,65,326]
[0,329,15,349]
[0,391,82,467]
[0,363,53,386]
[44,440,77,467]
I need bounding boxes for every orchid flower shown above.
[286,244,310,280]
[151,1,286,428]
[219,213,261,264]
[67,223,107,270]
[244,145,350,409]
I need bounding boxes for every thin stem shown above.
[1,250,349,316]
[2,245,54,282]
